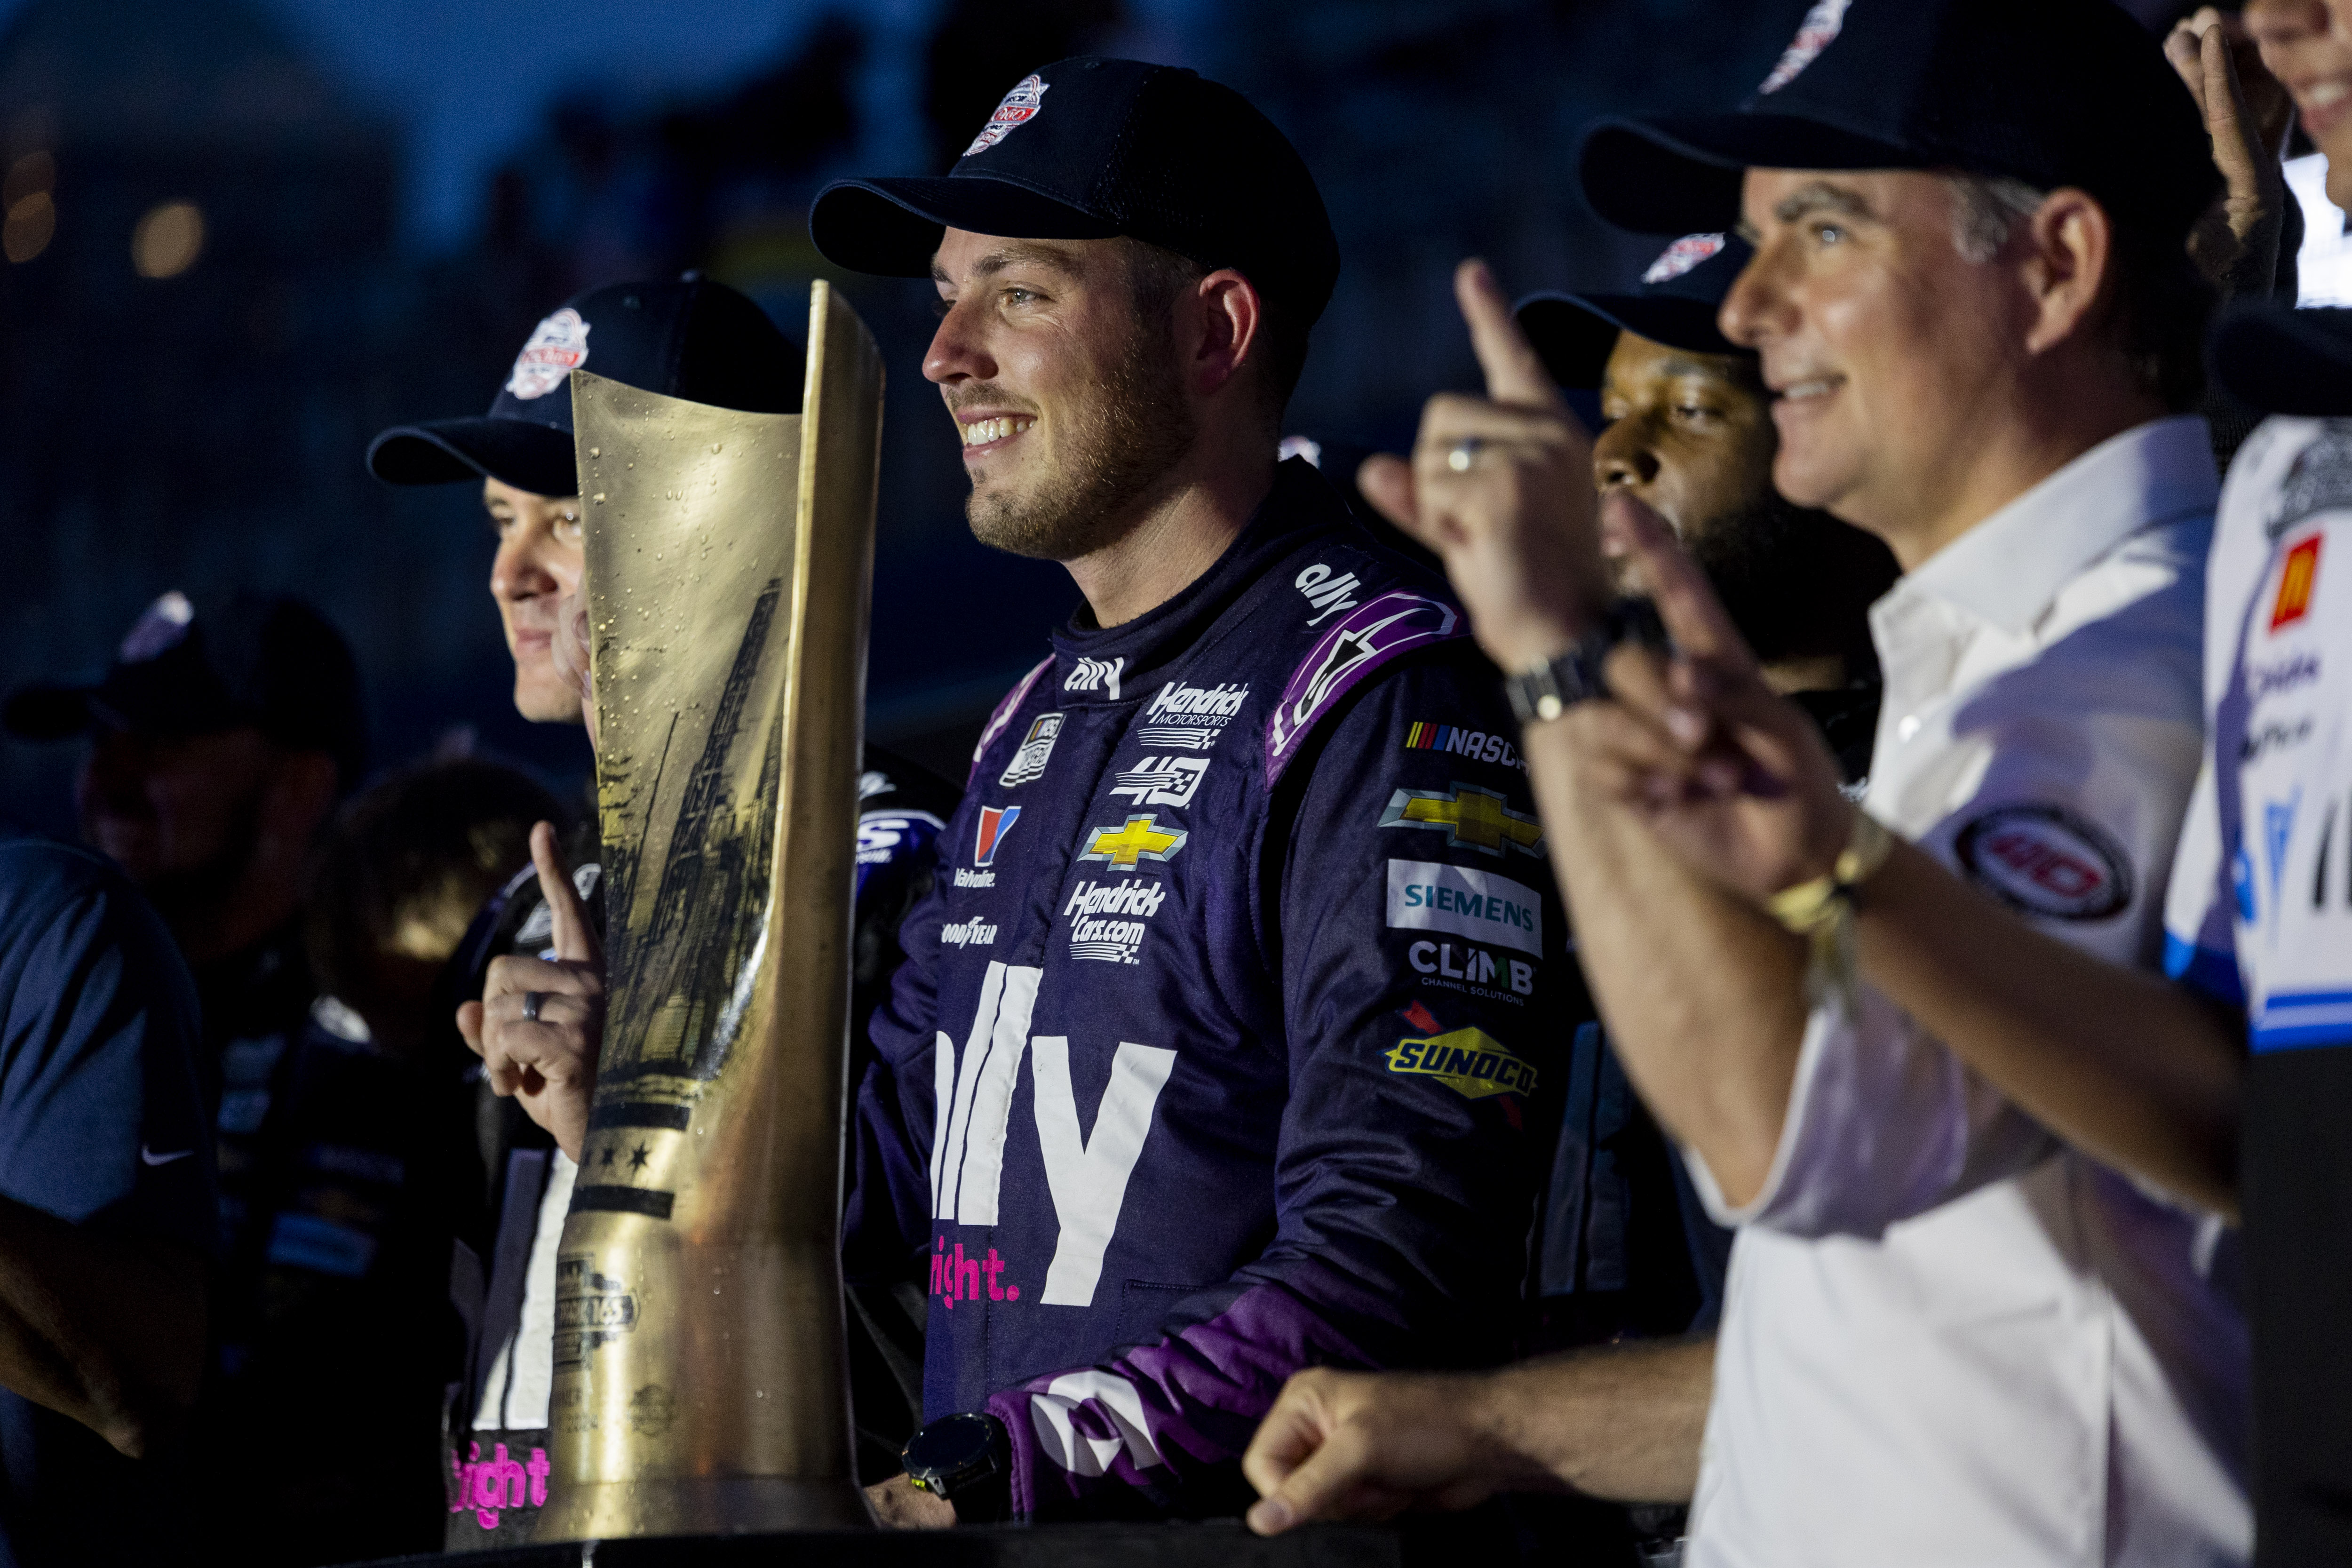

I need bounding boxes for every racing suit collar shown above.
[1048,456,1359,703]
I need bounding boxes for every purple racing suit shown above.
[855,458,1578,1519]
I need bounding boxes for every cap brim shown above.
[810,175,1121,278]
[2211,305,2352,418]
[367,417,579,497]
[1516,292,1743,389]
[1579,113,1925,235]
[0,683,97,741]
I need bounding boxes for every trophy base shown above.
[532,1476,874,1540]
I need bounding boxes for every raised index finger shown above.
[1454,259,1568,414]
[531,821,602,966]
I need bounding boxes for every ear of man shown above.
[2013,188,2118,361]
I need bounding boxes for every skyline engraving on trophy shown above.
[597,577,785,1086]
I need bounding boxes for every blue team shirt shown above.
[0,826,213,1566]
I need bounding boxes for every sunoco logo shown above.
[1064,878,1167,964]
[1137,681,1246,750]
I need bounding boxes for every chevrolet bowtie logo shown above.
[1380,783,1545,858]
[1079,814,1188,868]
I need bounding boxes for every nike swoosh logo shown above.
[139,1146,194,1166]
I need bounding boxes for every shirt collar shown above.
[1898,414,2217,636]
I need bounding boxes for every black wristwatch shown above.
[1502,597,1667,725]
[903,1410,1011,1523]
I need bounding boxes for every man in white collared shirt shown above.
[1241,0,2250,1561]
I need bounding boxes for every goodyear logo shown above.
[1384,1027,1538,1100]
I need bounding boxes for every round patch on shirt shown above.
[1955,804,2133,921]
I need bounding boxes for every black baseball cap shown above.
[1516,233,1754,391]
[2210,305,2352,417]
[1579,0,2220,241]
[810,56,1340,323]
[4,590,366,785]
[367,273,805,497]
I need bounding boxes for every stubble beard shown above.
[962,311,1198,562]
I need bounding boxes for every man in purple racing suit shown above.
[808,57,1581,1523]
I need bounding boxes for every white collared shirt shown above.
[1686,415,2250,1568]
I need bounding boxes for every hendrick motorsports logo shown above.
[1385,1026,1539,1100]
[1137,680,1247,751]
[1064,877,1168,964]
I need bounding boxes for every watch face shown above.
[905,1410,1000,1490]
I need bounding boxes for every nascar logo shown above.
[1405,722,1525,772]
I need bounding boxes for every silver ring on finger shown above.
[1445,437,1484,473]
[522,991,546,1024]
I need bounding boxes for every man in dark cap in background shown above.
[369,272,958,1546]
[3,589,362,1244]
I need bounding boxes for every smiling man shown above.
[801,57,1577,1525]
[1297,0,2244,1562]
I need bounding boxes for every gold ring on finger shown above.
[1446,438,1484,473]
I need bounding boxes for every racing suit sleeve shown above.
[980,649,1563,1520]
[1692,631,2208,1240]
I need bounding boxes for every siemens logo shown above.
[1385,860,1541,956]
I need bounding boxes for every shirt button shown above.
[1895,715,1922,742]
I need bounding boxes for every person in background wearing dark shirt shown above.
[183,758,560,1566]
[1,589,363,1234]
[0,826,215,1565]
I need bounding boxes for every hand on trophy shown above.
[457,820,605,1161]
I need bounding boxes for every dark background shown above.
[0,0,2202,829]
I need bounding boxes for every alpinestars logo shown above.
[1295,563,1362,626]
[1109,756,1207,809]
[1065,657,1124,700]
[1000,713,1064,787]
[1137,681,1247,750]
[1065,878,1168,964]
[964,73,1049,156]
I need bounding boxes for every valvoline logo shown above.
[975,805,1020,867]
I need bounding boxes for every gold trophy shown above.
[535,281,883,1539]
